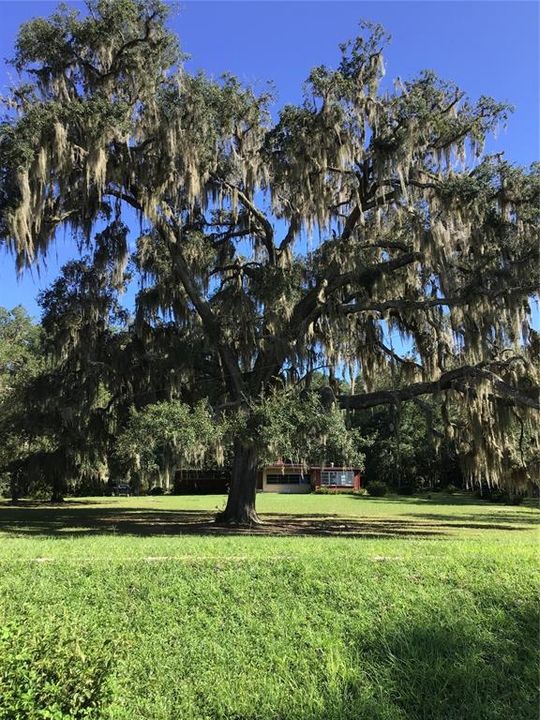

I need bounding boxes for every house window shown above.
[320,470,354,487]
[266,473,310,485]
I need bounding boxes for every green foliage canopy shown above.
[0,1,538,509]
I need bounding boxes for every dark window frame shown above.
[320,470,355,487]
[265,473,311,485]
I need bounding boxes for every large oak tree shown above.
[1,1,538,522]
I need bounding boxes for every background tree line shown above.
[1,285,536,502]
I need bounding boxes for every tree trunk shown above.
[50,474,65,503]
[10,475,19,503]
[50,489,64,503]
[216,442,261,525]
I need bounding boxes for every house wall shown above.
[312,468,362,492]
[261,465,312,494]
[172,465,362,494]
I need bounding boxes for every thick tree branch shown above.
[340,282,540,316]
[338,252,422,291]
[210,261,261,278]
[250,252,421,392]
[376,340,423,371]
[357,240,411,252]
[206,228,253,245]
[338,365,540,411]
[340,205,361,240]
[278,216,300,254]
[210,176,276,263]
[104,187,143,212]
[156,223,245,401]
[340,296,461,315]
[288,252,421,347]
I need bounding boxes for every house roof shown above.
[264,463,358,472]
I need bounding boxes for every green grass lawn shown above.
[0,493,538,720]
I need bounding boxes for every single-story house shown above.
[257,463,362,493]
[174,463,361,494]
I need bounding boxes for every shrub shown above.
[314,485,333,494]
[367,480,387,497]
[75,476,107,496]
[0,622,113,720]
[353,488,368,496]
[397,483,416,496]
[314,486,367,496]
[149,485,165,495]
[486,489,524,505]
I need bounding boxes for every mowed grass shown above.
[0,493,538,719]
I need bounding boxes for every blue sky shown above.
[0,1,538,319]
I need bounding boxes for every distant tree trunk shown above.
[50,473,65,503]
[10,474,19,503]
[216,441,260,525]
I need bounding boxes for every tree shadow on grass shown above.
[322,603,538,720]
[226,601,537,720]
[0,502,534,539]
[350,493,482,505]
[350,493,540,508]
[411,511,540,526]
